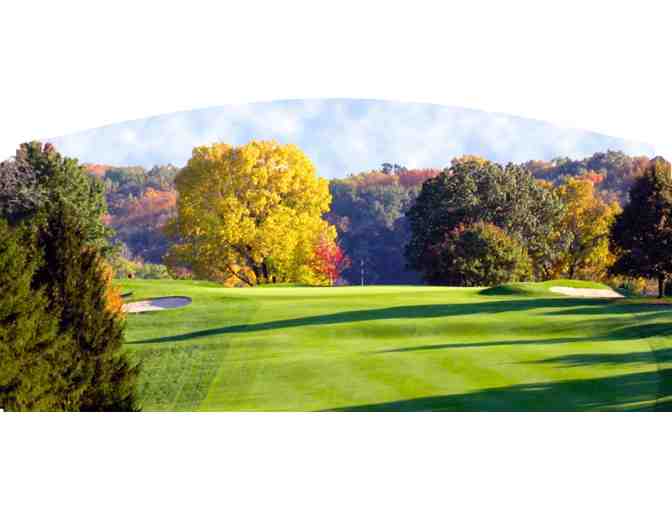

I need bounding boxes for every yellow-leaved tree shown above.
[551,176,621,280]
[166,140,336,286]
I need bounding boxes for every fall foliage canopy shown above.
[167,141,336,286]
[551,177,620,280]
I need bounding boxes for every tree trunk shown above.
[658,274,665,299]
[251,264,262,285]
[226,264,253,286]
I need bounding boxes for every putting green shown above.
[120,280,672,411]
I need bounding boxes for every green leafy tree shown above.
[420,221,532,286]
[0,220,69,411]
[609,157,672,298]
[32,203,140,410]
[0,141,110,247]
[405,158,565,282]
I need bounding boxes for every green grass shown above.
[119,279,672,411]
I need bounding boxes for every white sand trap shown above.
[123,296,192,313]
[549,286,624,298]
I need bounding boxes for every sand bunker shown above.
[549,286,623,298]
[122,296,192,313]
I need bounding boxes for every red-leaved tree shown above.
[312,238,350,285]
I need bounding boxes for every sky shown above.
[2,1,671,164]
[46,99,657,178]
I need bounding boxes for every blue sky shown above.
[47,99,657,178]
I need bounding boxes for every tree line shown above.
[85,147,658,288]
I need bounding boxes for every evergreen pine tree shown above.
[0,220,67,411]
[33,203,140,411]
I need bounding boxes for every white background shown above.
[2,1,672,509]
[2,413,670,509]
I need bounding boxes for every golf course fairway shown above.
[121,280,672,411]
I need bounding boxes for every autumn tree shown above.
[167,141,336,286]
[610,157,672,298]
[91,163,180,262]
[450,154,490,167]
[397,168,441,188]
[522,150,651,205]
[312,237,350,285]
[552,177,621,280]
[109,187,177,262]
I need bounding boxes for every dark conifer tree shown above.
[33,203,140,411]
[0,220,67,411]
[610,157,672,298]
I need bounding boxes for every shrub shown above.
[423,222,532,286]
[135,263,170,279]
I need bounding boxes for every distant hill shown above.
[47,99,656,178]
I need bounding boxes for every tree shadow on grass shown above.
[374,322,672,353]
[131,298,609,345]
[522,347,672,412]
[544,304,672,317]
[327,369,672,412]
[524,348,672,368]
